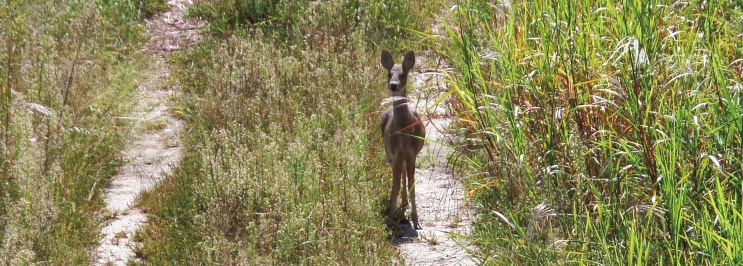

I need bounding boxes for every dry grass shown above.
[134,0,437,264]
[437,0,743,264]
[0,0,166,263]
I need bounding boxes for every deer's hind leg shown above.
[389,158,404,220]
[407,157,421,229]
[400,161,409,209]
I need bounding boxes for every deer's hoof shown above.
[412,221,422,230]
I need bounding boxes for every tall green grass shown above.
[135,0,435,264]
[439,0,742,264]
[136,36,396,264]
[0,0,165,263]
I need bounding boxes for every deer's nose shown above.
[389,81,399,91]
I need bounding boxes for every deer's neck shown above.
[392,97,409,107]
[391,97,416,120]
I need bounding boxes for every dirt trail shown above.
[392,61,478,265]
[92,0,202,264]
[91,1,474,264]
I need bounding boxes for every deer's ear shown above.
[402,51,415,72]
[381,50,394,71]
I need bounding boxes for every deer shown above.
[380,50,425,229]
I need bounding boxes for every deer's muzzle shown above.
[389,81,399,91]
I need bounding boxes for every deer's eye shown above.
[400,74,407,79]
[387,73,392,79]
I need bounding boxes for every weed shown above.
[422,231,441,245]
[439,0,743,264]
[134,0,439,263]
[0,0,165,263]
[130,0,449,263]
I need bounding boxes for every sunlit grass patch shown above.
[439,0,743,264]
[0,0,165,263]
[138,17,406,265]
[136,35,396,264]
[135,0,440,264]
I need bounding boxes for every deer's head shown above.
[381,50,415,97]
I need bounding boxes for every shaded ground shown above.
[92,0,202,264]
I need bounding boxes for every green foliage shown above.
[97,0,168,45]
[136,29,397,263]
[188,0,435,50]
[100,0,168,18]
[355,0,428,49]
[0,0,164,263]
[134,1,440,261]
[188,0,305,39]
[440,0,743,264]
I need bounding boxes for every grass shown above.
[14,0,738,264]
[436,0,743,264]
[134,0,437,264]
[136,38,397,264]
[0,0,166,263]
[2,0,441,264]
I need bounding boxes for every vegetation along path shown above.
[92,0,202,264]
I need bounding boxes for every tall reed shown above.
[439,0,742,264]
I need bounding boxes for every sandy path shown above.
[392,64,478,265]
[92,0,202,264]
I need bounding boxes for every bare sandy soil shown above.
[92,0,202,264]
[392,66,478,265]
